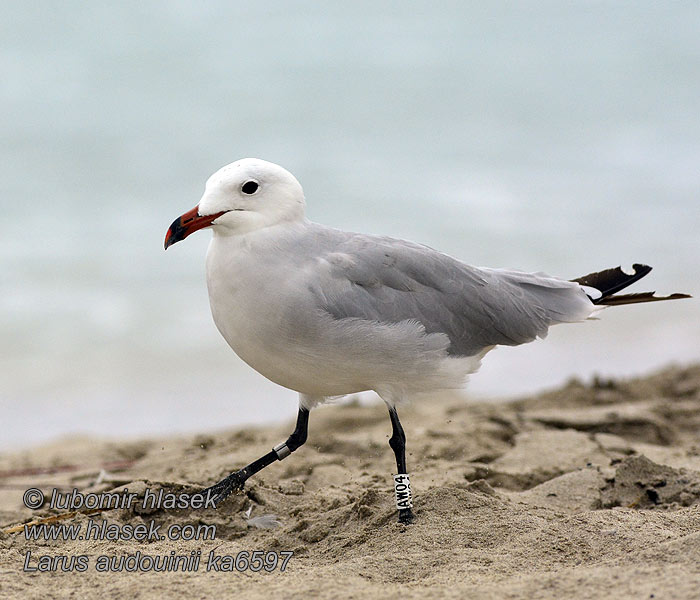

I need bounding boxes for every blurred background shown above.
[2,1,698,450]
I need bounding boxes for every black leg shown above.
[200,407,310,506]
[388,407,414,524]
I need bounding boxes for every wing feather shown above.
[313,233,593,357]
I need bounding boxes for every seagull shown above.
[164,158,689,523]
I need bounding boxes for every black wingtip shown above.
[572,263,654,302]
[596,291,692,306]
[631,263,652,277]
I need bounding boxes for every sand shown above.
[2,364,700,599]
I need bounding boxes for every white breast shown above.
[204,229,362,395]
[204,225,481,400]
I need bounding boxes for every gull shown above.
[164,158,689,523]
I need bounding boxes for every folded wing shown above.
[312,233,594,357]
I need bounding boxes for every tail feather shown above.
[571,263,691,306]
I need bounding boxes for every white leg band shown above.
[273,443,291,460]
[393,474,413,510]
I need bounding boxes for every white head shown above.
[165,158,306,248]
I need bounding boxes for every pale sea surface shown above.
[2,2,699,449]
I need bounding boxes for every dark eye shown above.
[241,180,259,195]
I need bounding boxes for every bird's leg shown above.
[200,407,310,507]
[388,406,415,524]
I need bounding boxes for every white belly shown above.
[204,229,484,400]
[205,234,372,396]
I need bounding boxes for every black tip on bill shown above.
[164,216,185,250]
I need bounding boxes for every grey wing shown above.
[311,233,594,357]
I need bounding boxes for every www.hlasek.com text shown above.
[24,518,215,543]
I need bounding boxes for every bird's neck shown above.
[208,219,310,263]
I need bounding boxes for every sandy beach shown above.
[2,363,700,599]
